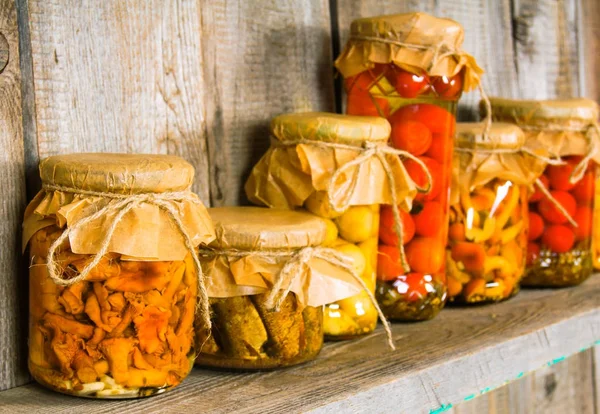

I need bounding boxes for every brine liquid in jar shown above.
[525,157,596,286]
[447,180,528,303]
[345,64,461,320]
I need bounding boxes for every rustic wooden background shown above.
[0,0,598,411]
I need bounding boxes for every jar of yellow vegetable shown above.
[195,207,370,369]
[246,112,421,340]
[23,153,216,398]
[447,123,545,303]
[485,98,600,287]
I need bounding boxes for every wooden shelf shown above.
[1,276,599,413]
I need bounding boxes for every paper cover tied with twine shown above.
[483,98,600,172]
[23,153,216,261]
[452,122,547,202]
[245,112,419,214]
[200,207,364,308]
[334,12,483,91]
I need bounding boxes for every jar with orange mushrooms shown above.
[24,154,215,398]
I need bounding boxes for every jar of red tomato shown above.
[485,98,600,287]
[447,123,545,303]
[335,12,483,320]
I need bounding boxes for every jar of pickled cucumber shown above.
[196,207,367,369]
[246,112,418,339]
[23,154,216,398]
[335,12,484,320]
[486,98,600,287]
[447,123,545,303]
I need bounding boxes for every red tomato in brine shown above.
[529,175,549,203]
[387,67,430,98]
[412,201,444,237]
[528,212,544,241]
[538,190,577,224]
[377,244,405,281]
[547,164,576,191]
[390,120,432,156]
[346,90,390,117]
[388,103,456,136]
[404,156,443,201]
[572,205,593,241]
[393,272,429,302]
[571,172,595,204]
[379,206,415,246]
[541,224,575,253]
[432,73,463,99]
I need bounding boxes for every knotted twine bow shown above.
[42,184,213,331]
[273,138,432,273]
[199,245,396,350]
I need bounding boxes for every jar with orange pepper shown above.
[335,12,484,320]
[486,98,600,287]
[23,154,216,398]
[446,123,545,303]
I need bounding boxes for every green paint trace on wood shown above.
[516,371,524,379]
[429,403,453,413]
[547,356,566,367]
[463,394,476,401]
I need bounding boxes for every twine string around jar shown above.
[41,184,213,331]
[272,138,432,274]
[199,245,396,350]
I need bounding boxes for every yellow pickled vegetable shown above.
[335,206,374,243]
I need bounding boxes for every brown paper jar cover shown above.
[447,123,534,304]
[334,12,484,91]
[24,153,215,398]
[483,98,600,162]
[196,207,365,370]
[453,122,546,196]
[245,112,420,212]
[23,153,215,261]
[201,206,362,306]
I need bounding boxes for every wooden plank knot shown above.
[0,32,8,73]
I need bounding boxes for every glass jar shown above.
[447,123,541,303]
[486,98,600,287]
[23,154,215,398]
[335,12,483,320]
[246,112,413,339]
[319,205,380,339]
[196,207,363,369]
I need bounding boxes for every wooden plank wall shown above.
[0,0,28,391]
[0,0,598,410]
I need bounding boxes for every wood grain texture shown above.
[0,0,29,391]
[1,276,599,413]
[451,349,597,414]
[200,0,335,206]
[512,0,581,99]
[24,0,211,201]
[579,0,600,101]
[594,345,600,413]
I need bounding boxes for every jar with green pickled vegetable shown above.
[195,207,366,369]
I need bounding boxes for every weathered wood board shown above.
[199,0,335,206]
[0,277,599,413]
[0,0,29,391]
